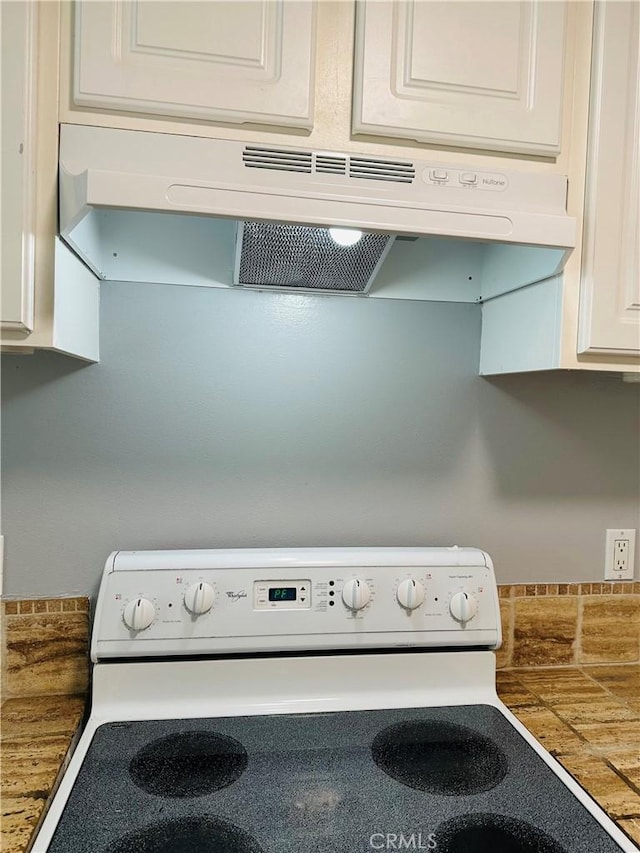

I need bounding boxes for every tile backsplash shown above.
[497,582,640,670]
[1,583,639,698]
[1,598,90,700]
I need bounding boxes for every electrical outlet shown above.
[604,529,636,580]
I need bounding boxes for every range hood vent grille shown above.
[234,222,394,293]
[315,154,347,176]
[242,146,312,173]
[349,156,415,183]
[241,146,414,183]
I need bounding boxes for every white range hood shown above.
[59,124,575,300]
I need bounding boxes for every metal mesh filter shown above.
[235,222,393,292]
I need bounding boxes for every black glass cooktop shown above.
[48,705,625,853]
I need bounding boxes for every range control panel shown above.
[92,547,501,660]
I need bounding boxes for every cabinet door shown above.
[74,1,316,130]
[1,1,37,334]
[578,1,640,356]
[353,0,566,156]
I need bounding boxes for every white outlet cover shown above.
[604,528,636,581]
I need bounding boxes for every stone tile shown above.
[515,667,608,704]
[552,697,640,726]
[3,601,18,615]
[618,818,640,845]
[513,597,578,667]
[557,752,640,820]
[583,665,640,704]
[510,706,584,755]
[556,584,581,596]
[580,598,640,664]
[0,796,45,853]
[495,599,512,669]
[1,695,85,742]
[496,672,538,707]
[571,719,640,749]
[5,613,89,697]
[607,748,640,789]
[1,735,72,799]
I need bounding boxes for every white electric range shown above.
[30,547,637,853]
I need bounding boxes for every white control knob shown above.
[342,579,371,611]
[123,597,155,632]
[449,591,478,623]
[184,581,215,615]
[397,578,425,611]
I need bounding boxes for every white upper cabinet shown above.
[0,2,99,362]
[74,1,317,129]
[353,1,567,156]
[578,0,640,356]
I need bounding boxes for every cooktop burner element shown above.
[129,731,248,798]
[371,719,508,795]
[436,813,569,853]
[105,816,264,853]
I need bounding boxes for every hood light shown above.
[329,227,363,247]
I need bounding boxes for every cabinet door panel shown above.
[353,0,566,156]
[74,1,316,129]
[0,1,37,333]
[578,1,640,355]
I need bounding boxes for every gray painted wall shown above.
[1,281,639,597]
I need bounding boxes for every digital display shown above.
[268,587,297,602]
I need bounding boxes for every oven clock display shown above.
[268,587,297,602]
[253,580,310,610]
